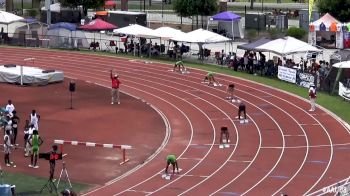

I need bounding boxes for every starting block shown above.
[236,99,241,103]
[219,144,224,149]
[201,81,209,84]
[232,99,236,103]
[239,119,249,124]
[162,174,171,180]
[224,144,230,148]
[213,83,223,87]
[181,70,190,74]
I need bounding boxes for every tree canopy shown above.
[173,0,217,17]
[317,0,350,22]
[58,0,104,15]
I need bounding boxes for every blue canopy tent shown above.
[207,11,243,40]
[46,22,78,48]
[49,22,76,31]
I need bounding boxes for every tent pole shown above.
[232,20,234,40]
[207,19,210,30]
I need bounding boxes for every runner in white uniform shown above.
[30,110,39,130]
[5,100,15,115]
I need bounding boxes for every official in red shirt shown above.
[110,70,121,105]
[308,84,317,111]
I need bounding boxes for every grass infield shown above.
[2,171,89,195]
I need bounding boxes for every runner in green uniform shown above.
[165,154,179,175]
[204,72,217,85]
[29,130,43,168]
[173,61,186,72]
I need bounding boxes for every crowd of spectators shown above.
[214,50,331,85]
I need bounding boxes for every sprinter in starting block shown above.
[203,72,221,86]
[226,83,235,100]
[173,61,186,73]
[162,154,179,180]
[237,102,248,123]
[219,127,230,148]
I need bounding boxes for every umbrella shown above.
[79,18,116,31]
[104,1,116,9]
[79,18,117,43]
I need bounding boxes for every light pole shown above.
[162,0,164,26]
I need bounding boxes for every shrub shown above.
[286,26,307,40]
[27,9,38,18]
[246,29,257,40]
[267,28,280,39]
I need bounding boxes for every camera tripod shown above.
[40,178,58,195]
[57,161,72,189]
[40,161,72,194]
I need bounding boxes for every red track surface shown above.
[1,47,350,196]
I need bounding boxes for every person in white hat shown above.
[308,84,317,112]
[110,70,121,105]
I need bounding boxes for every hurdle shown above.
[54,140,132,165]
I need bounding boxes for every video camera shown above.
[39,152,63,161]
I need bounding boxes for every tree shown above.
[317,0,350,22]
[173,0,217,27]
[58,0,104,16]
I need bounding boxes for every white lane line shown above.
[284,134,306,137]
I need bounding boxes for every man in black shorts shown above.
[238,102,246,120]
[220,126,230,147]
[226,83,235,100]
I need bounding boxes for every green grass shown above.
[2,171,90,195]
[68,49,350,124]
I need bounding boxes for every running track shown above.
[1,47,350,196]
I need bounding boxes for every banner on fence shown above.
[297,72,316,88]
[278,66,297,83]
[339,82,350,101]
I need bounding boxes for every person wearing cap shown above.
[110,70,121,105]
[203,72,217,85]
[308,84,317,112]
[165,154,179,175]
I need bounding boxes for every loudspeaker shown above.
[69,81,75,92]
[4,64,16,68]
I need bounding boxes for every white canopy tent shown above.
[172,28,231,43]
[0,11,24,24]
[41,3,61,13]
[0,11,24,34]
[113,24,158,39]
[256,36,321,56]
[332,61,350,68]
[153,26,186,40]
